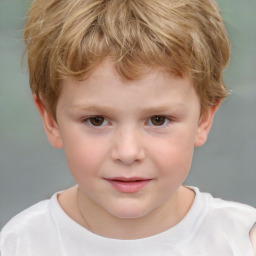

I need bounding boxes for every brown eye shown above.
[88,116,105,126]
[150,116,167,126]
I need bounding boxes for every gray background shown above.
[0,0,256,229]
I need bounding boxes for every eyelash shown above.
[82,116,109,127]
[147,116,172,127]
[81,115,173,128]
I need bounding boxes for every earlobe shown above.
[33,94,63,149]
[194,104,220,147]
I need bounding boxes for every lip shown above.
[104,177,152,193]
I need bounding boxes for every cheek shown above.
[151,130,195,177]
[62,134,108,180]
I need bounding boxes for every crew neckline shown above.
[49,186,208,249]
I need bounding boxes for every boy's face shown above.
[37,59,217,220]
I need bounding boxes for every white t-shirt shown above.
[1,187,256,256]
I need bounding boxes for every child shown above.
[1,0,256,255]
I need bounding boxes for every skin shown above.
[250,223,256,255]
[34,59,218,239]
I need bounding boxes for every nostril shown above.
[111,131,145,164]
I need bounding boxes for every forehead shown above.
[63,58,190,90]
[59,58,199,112]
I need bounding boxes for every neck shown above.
[75,186,195,239]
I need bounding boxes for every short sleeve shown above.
[250,222,256,256]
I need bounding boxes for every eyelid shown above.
[80,115,174,128]
[81,115,110,127]
[147,115,174,127]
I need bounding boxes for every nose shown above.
[111,127,145,165]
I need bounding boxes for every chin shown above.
[107,203,153,219]
[112,212,147,219]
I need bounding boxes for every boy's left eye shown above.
[148,116,170,126]
[83,116,109,127]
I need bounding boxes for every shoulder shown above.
[1,199,51,235]
[0,195,58,255]
[191,187,256,220]
[190,187,256,235]
[187,188,256,254]
[206,196,256,254]
[201,189,256,241]
[204,192,256,220]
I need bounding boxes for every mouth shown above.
[104,177,152,193]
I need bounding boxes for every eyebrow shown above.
[69,103,186,115]
[138,104,186,114]
[69,104,119,114]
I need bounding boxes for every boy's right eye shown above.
[83,116,107,127]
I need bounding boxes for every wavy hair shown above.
[23,0,230,118]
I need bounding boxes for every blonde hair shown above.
[23,0,230,119]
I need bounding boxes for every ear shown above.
[33,94,63,149]
[194,103,220,147]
